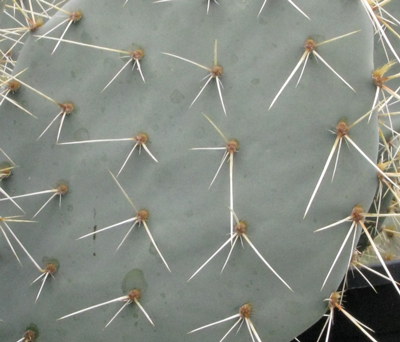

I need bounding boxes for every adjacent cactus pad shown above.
[2,0,399,341]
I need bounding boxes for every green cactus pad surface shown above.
[0,0,381,341]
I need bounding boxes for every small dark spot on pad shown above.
[122,269,148,294]
[170,89,185,104]
[73,128,90,141]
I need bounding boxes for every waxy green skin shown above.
[0,0,381,341]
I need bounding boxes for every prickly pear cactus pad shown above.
[0,0,381,341]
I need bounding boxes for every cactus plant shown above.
[0,0,399,341]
